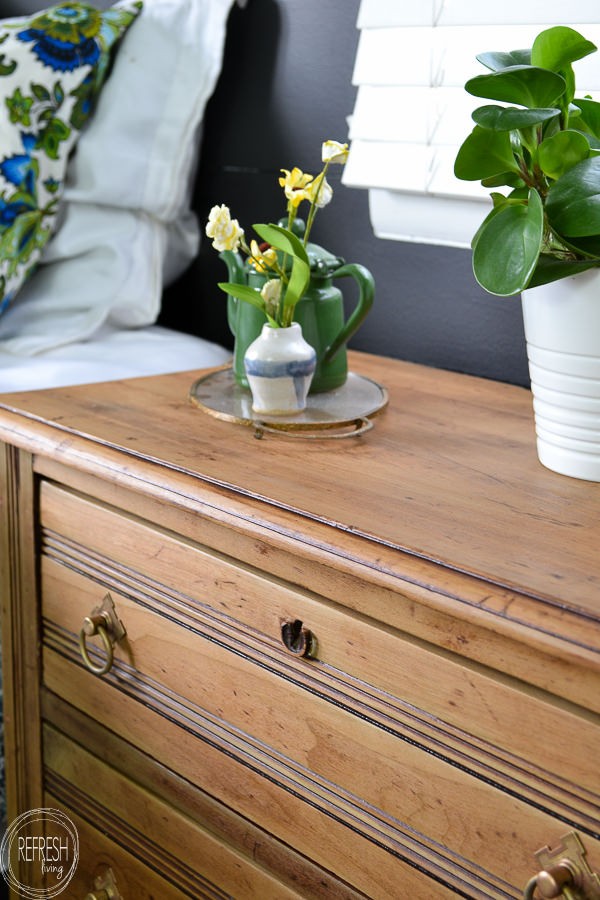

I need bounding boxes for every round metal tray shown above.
[189,367,388,438]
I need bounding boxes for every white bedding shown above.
[0,325,231,394]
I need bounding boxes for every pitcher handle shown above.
[324,263,375,363]
[227,294,238,336]
[219,250,246,337]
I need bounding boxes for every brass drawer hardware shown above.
[84,866,122,899]
[280,619,317,658]
[78,593,127,676]
[524,832,600,899]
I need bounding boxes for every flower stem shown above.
[303,160,330,246]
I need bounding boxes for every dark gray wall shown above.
[4,0,530,386]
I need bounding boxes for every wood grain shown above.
[0,354,597,617]
[1,352,599,898]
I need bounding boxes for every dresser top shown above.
[0,352,598,640]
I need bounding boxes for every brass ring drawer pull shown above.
[280,619,317,658]
[84,866,122,899]
[524,831,600,899]
[78,594,126,677]
[524,866,575,899]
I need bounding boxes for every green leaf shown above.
[253,223,310,322]
[531,26,597,72]
[538,130,591,179]
[472,189,544,295]
[472,104,559,131]
[53,81,64,106]
[555,233,600,258]
[526,254,600,288]
[0,55,17,77]
[217,282,267,314]
[38,118,70,159]
[546,156,600,236]
[31,83,50,102]
[481,172,525,189]
[477,49,531,71]
[465,66,566,109]
[0,210,43,264]
[454,125,520,182]
[571,98,600,139]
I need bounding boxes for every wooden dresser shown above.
[0,352,598,899]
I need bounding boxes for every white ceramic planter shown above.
[244,322,317,415]
[521,268,600,481]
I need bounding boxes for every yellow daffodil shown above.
[205,204,244,252]
[247,239,278,273]
[211,139,349,328]
[279,167,314,207]
[321,140,349,164]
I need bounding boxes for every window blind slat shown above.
[368,189,486,247]
[348,86,481,144]
[343,140,487,199]
[358,0,600,28]
[353,25,600,88]
[347,5,600,246]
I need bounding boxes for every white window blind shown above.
[342,1,600,247]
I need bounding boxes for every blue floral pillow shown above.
[0,1,142,318]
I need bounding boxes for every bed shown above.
[0,0,239,394]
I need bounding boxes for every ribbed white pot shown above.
[244,322,316,416]
[521,268,600,481]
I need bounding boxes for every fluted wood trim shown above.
[42,690,366,900]
[40,529,600,838]
[0,445,43,892]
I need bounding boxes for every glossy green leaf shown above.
[526,254,600,288]
[531,26,597,72]
[555,232,600,258]
[538,130,590,179]
[481,171,525,189]
[546,156,600,236]
[472,104,559,131]
[454,126,520,181]
[472,189,544,295]
[465,66,566,109]
[254,223,310,322]
[571,98,600,139]
[218,282,264,307]
[476,49,531,71]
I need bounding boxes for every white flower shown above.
[308,175,333,209]
[260,278,282,319]
[205,204,244,252]
[321,140,349,165]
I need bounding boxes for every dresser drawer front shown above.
[40,482,600,898]
[44,725,304,900]
[40,482,600,789]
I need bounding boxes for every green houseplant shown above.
[454,25,600,296]
[455,26,600,482]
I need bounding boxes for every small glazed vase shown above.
[244,323,317,416]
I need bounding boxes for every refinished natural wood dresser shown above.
[0,352,598,899]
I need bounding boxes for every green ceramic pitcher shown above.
[220,225,374,394]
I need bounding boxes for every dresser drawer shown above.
[40,480,600,898]
[44,724,302,899]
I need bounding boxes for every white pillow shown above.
[0,1,142,323]
[0,0,235,355]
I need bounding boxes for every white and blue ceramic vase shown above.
[244,322,317,416]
